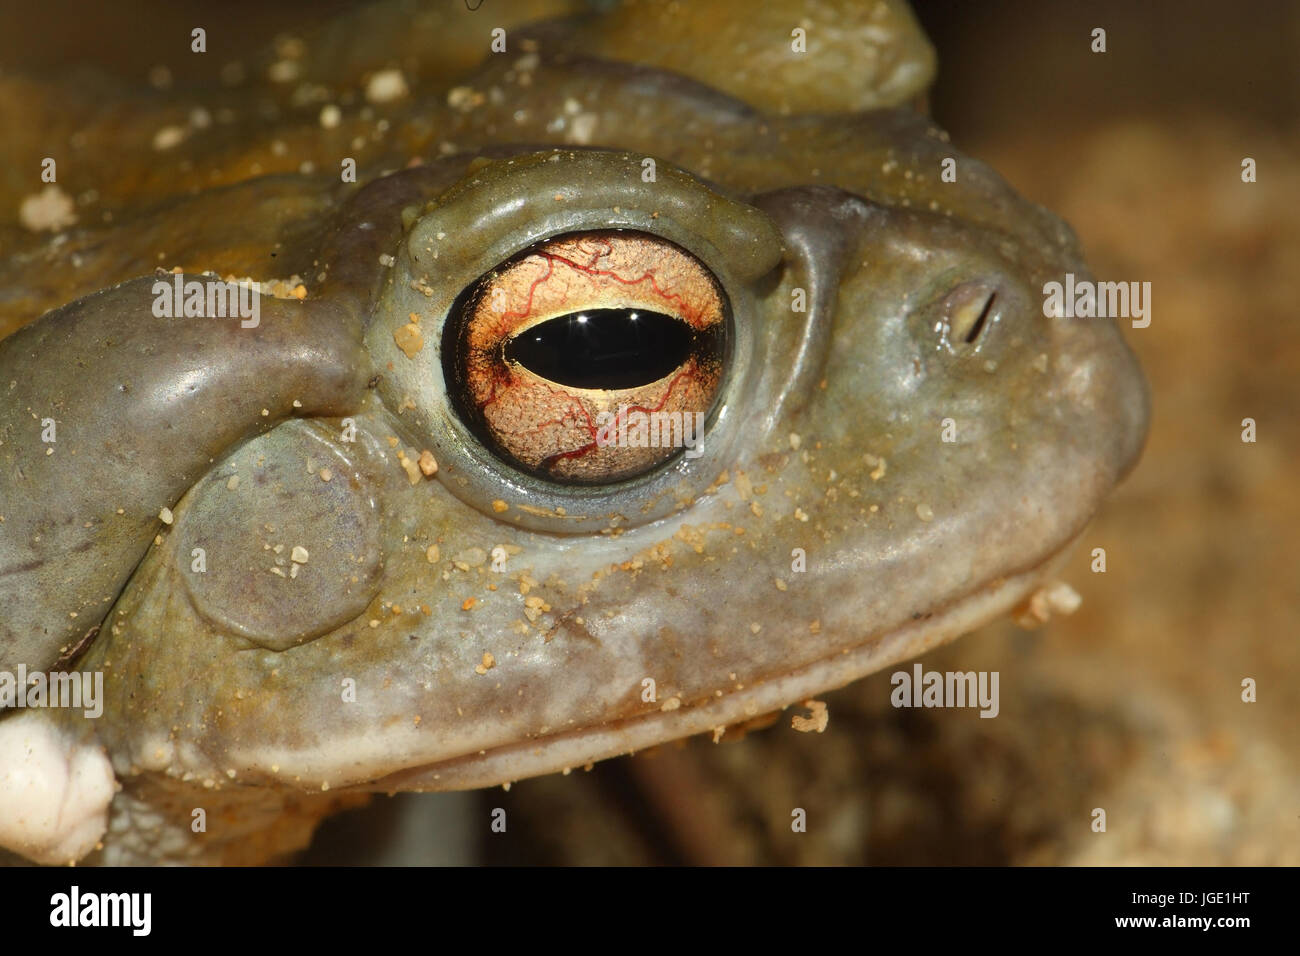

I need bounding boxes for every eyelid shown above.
[401,148,783,288]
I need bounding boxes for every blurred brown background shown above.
[3,1,1296,864]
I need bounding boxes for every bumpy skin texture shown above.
[0,0,1147,864]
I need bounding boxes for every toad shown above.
[0,0,1148,864]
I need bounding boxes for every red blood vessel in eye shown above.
[445,231,729,483]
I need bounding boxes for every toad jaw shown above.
[247,532,1086,796]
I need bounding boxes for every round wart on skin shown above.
[443,230,730,484]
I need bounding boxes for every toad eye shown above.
[443,230,729,484]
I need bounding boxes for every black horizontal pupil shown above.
[504,308,693,389]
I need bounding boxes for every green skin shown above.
[0,0,1147,863]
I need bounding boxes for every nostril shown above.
[943,281,1000,347]
[963,291,996,344]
